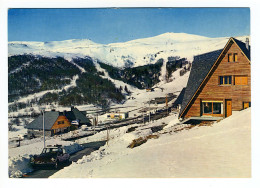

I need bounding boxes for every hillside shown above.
[8,56,126,111]
[50,108,251,178]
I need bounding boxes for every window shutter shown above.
[235,76,248,85]
[228,54,232,62]
[234,53,238,62]
[242,77,248,85]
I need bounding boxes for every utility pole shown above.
[166,94,168,116]
[93,112,98,135]
[149,99,151,124]
[42,109,45,148]
[96,113,98,134]
[143,102,145,125]
[106,124,110,145]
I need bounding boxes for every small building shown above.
[146,88,154,92]
[26,106,91,137]
[179,37,250,120]
[107,112,129,120]
[64,106,91,127]
[26,111,71,138]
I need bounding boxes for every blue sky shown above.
[8,8,250,44]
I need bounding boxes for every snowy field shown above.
[50,108,251,178]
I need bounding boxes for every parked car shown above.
[71,120,80,126]
[30,144,70,169]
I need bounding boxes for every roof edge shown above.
[230,37,251,63]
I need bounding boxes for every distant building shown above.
[26,111,71,137]
[146,88,154,92]
[26,106,90,137]
[179,37,250,120]
[63,106,91,127]
[107,112,129,120]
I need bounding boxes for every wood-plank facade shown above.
[180,38,251,119]
[51,115,71,134]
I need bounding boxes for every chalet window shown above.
[202,101,223,115]
[57,121,64,125]
[213,103,222,114]
[243,102,251,109]
[228,54,233,62]
[228,53,238,62]
[219,76,232,85]
[233,53,238,62]
[234,76,248,85]
[203,102,212,114]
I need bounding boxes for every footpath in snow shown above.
[50,108,251,178]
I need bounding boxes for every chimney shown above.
[246,38,249,50]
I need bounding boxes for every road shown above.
[23,140,106,178]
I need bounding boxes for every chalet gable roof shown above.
[179,49,223,117]
[232,37,250,61]
[26,111,59,130]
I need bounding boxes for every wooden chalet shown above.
[179,37,250,120]
[26,106,91,137]
[26,111,71,137]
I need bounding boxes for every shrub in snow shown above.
[128,137,147,148]
[126,126,138,133]
[128,134,159,148]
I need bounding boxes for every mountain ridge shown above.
[8,32,249,68]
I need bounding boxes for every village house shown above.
[63,106,91,127]
[26,111,71,137]
[26,107,90,137]
[106,111,129,120]
[179,37,250,120]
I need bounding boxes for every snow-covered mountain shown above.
[9,33,250,67]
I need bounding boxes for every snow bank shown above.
[50,108,251,178]
[9,138,82,178]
